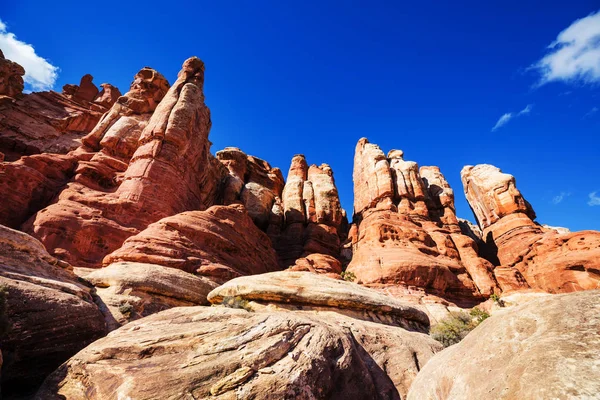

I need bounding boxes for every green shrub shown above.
[118,301,134,317]
[341,271,356,282]
[490,293,505,307]
[222,296,252,311]
[0,285,9,337]
[430,308,489,348]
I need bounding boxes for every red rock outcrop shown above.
[0,55,119,160]
[288,253,343,279]
[0,49,25,98]
[462,164,600,293]
[347,138,498,307]
[276,155,347,268]
[217,147,284,232]
[0,225,106,396]
[23,58,230,268]
[104,205,281,283]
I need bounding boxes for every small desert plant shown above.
[0,285,10,337]
[490,293,504,307]
[341,271,356,282]
[118,301,134,317]
[222,296,252,311]
[431,308,489,348]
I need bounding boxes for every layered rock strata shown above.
[347,139,498,306]
[0,225,106,396]
[104,205,281,283]
[23,58,228,267]
[37,272,440,399]
[462,164,600,293]
[277,155,347,268]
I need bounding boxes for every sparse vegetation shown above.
[222,296,252,311]
[0,285,10,337]
[490,293,505,307]
[430,308,490,347]
[341,271,356,282]
[118,301,134,318]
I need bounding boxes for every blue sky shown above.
[1,1,599,230]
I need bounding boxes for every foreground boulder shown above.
[407,290,600,400]
[462,164,600,293]
[37,305,440,400]
[208,271,430,332]
[83,262,218,331]
[0,225,106,396]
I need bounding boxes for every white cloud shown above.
[584,106,598,118]
[552,191,571,204]
[0,18,58,91]
[518,104,533,115]
[589,192,600,206]
[491,104,533,131]
[532,10,600,86]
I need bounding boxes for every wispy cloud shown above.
[552,191,571,204]
[584,106,598,118]
[492,104,534,131]
[0,18,58,91]
[531,10,600,86]
[589,192,600,206]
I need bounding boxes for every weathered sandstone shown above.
[83,262,217,331]
[0,49,24,98]
[104,205,281,283]
[36,305,441,400]
[0,225,106,395]
[347,139,498,307]
[407,290,600,400]
[462,164,600,293]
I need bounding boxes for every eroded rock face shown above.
[288,253,343,279]
[82,262,218,331]
[24,58,228,268]
[208,271,431,332]
[277,155,347,268]
[36,305,440,400]
[0,225,106,396]
[217,147,285,232]
[0,49,25,97]
[0,55,119,160]
[104,205,281,283]
[347,139,498,307]
[407,290,600,400]
[462,164,600,293]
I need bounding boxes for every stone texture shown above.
[0,55,118,160]
[0,49,25,98]
[462,164,600,293]
[217,147,285,232]
[277,155,347,268]
[104,205,281,283]
[82,262,218,331]
[208,271,431,332]
[347,139,498,307]
[0,225,106,396]
[24,58,228,268]
[36,305,441,400]
[288,253,343,279]
[407,290,600,400]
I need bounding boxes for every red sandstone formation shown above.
[0,55,119,160]
[276,155,347,268]
[462,164,600,293]
[288,253,343,279]
[23,58,229,268]
[346,138,498,306]
[104,205,280,283]
[217,147,284,232]
[0,50,25,98]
